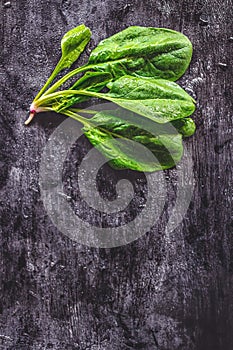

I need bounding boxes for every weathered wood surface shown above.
[1,0,233,349]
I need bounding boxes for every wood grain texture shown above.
[1,0,233,349]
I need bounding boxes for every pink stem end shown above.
[25,111,36,125]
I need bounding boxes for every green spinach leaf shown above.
[89,26,192,81]
[171,117,196,137]
[34,24,91,100]
[81,110,184,172]
[99,76,196,123]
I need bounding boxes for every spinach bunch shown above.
[26,24,196,172]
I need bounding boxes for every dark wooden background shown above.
[1,0,233,349]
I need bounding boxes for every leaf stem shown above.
[24,106,54,125]
[35,89,106,107]
[37,65,94,99]
[60,109,91,128]
[25,112,36,125]
[34,58,66,101]
[70,108,98,115]
[38,58,126,98]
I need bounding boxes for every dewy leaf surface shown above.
[106,76,194,102]
[88,26,192,81]
[59,24,91,71]
[96,76,196,123]
[83,109,184,172]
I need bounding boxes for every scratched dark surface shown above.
[1,0,233,349]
